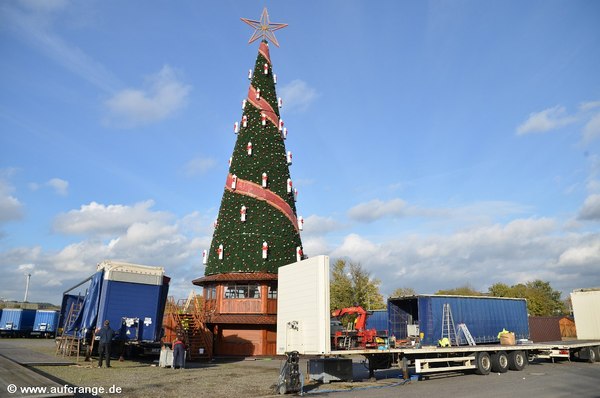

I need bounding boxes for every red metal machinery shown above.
[331,306,383,350]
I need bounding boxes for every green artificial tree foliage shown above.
[205,41,302,275]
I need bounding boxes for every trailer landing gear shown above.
[275,351,301,395]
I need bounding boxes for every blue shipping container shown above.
[32,310,60,335]
[388,295,529,346]
[0,309,36,335]
[365,310,388,333]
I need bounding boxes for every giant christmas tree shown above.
[204,10,303,275]
[193,9,304,356]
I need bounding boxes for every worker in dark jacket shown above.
[97,320,115,368]
[172,336,185,369]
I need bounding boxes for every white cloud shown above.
[582,113,600,143]
[53,200,170,236]
[558,241,600,267]
[105,65,191,127]
[279,79,318,113]
[303,215,345,235]
[302,236,330,257]
[579,101,600,112]
[29,178,68,195]
[184,156,216,177]
[327,218,597,297]
[578,194,600,221]
[0,206,209,303]
[47,178,69,195]
[348,198,407,223]
[516,105,578,135]
[0,171,24,223]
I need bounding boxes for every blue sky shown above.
[1,0,599,305]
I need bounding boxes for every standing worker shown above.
[172,335,185,369]
[97,320,115,368]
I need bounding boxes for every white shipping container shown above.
[571,288,600,340]
[277,255,331,355]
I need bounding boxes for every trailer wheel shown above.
[475,352,492,375]
[593,346,600,363]
[491,351,509,373]
[508,350,527,371]
[584,347,597,363]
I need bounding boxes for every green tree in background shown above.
[390,287,416,297]
[329,259,385,311]
[435,284,483,296]
[488,280,567,316]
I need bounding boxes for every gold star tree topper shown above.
[241,8,288,48]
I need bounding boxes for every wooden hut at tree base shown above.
[192,273,279,356]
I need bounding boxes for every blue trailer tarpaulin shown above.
[366,310,388,333]
[65,270,103,339]
[388,295,529,346]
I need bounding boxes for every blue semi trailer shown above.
[0,308,36,337]
[388,295,529,346]
[60,261,170,356]
[31,310,60,338]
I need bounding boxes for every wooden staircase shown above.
[163,292,213,361]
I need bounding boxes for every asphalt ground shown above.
[317,358,600,398]
[0,339,598,397]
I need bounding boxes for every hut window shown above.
[268,285,277,299]
[224,283,261,299]
[205,285,217,300]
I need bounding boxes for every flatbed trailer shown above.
[329,339,600,378]
[275,256,600,391]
